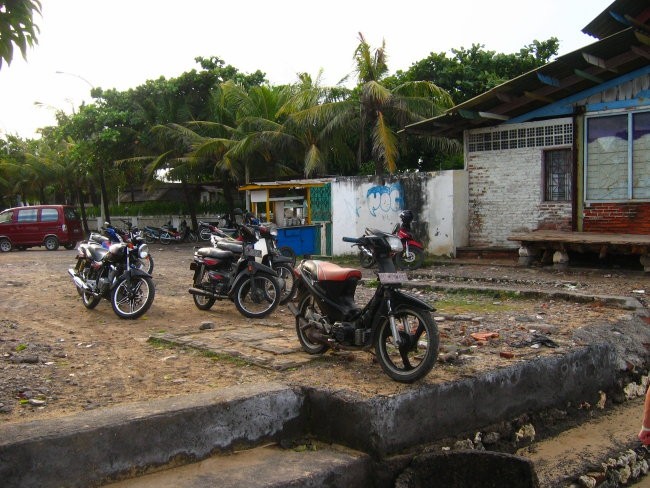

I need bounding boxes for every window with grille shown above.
[468,122,573,152]
[544,149,572,201]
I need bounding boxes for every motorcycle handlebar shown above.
[342,237,361,243]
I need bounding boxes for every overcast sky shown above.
[0,0,613,139]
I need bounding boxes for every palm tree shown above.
[290,33,456,176]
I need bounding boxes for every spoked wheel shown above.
[135,255,154,274]
[82,289,101,309]
[295,294,329,354]
[199,228,212,241]
[374,307,439,383]
[111,275,155,319]
[233,272,280,318]
[144,233,156,244]
[186,231,198,243]
[395,247,424,271]
[274,263,297,305]
[159,232,172,245]
[279,246,296,266]
[192,269,216,310]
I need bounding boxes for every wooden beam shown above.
[477,111,510,121]
[537,72,561,87]
[636,30,650,46]
[495,92,515,103]
[574,68,604,84]
[523,91,554,103]
[631,45,650,60]
[458,109,479,119]
[582,52,618,73]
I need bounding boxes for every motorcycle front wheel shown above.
[233,272,280,318]
[395,247,424,271]
[159,232,172,245]
[274,263,297,305]
[359,250,375,269]
[186,231,198,243]
[374,306,439,383]
[295,294,329,354]
[111,275,155,319]
[144,233,156,244]
[192,268,216,310]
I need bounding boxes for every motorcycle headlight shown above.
[138,244,149,259]
[387,235,403,253]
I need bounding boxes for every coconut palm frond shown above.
[373,113,398,174]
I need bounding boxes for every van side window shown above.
[16,209,38,222]
[0,211,13,223]
[64,208,80,220]
[41,209,59,222]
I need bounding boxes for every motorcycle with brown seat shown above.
[288,229,439,383]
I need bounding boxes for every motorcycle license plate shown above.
[378,272,407,284]
[190,262,197,270]
[244,245,262,257]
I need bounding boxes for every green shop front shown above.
[239,179,333,257]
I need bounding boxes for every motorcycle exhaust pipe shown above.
[188,287,214,297]
[68,269,90,291]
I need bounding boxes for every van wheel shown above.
[0,238,12,252]
[44,236,59,251]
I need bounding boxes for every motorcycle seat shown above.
[216,241,243,254]
[196,247,234,259]
[79,242,108,261]
[304,260,362,282]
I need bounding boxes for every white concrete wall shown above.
[330,171,468,256]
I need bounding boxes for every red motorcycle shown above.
[357,210,425,271]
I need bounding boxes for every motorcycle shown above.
[209,223,297,304]
[188,223,283,318]
[288,228,439,383]
[199,215,235,241]
[143,225,166,245]
[161,219,198,244]
[357,209,425,271]
[90,221,154,274]
[68,236,155,319]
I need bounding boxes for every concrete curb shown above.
[0,383,305,488]
[0,341,622,487]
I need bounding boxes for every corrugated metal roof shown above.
[582,0,650,39]
[403,27,650,139]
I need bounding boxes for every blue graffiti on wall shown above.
[366,183,404,216]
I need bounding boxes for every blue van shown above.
[0,205,84,252]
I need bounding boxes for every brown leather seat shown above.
[303,260,362,282]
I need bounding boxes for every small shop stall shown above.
[238,179,330,257]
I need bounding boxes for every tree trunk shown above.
[98,166,111,224]
[180,178,199,231]
[77,187,90,234]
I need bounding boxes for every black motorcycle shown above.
[90,221,154,274]
[209,223,297,305]
[188,223,282,318]
[288,229,439,383]
[68,238,155,319]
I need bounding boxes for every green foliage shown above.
[84,200,234,218]
[392,38,560,105]
[0,0,41,68]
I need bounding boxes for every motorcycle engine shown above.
[332,322,356,345]
[207,270,230,294]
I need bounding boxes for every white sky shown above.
[0,0,613,139]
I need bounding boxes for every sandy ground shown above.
[1,244,648,425]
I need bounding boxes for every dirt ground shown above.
[1,244,648,425]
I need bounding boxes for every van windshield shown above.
[64,208,80,220]
[0,210,13,223]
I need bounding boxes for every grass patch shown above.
[434,289,530,314]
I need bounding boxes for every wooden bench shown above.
[507,230,650,272]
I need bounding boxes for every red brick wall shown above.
[583,202,650,234]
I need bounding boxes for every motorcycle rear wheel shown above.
[81,289,101,309]
[144,233,156,244]
[295,294,329,354]
[274,263,297,305]
[186,231,198,243]
[159,232,172,245]
[199,228,212,241]
[192,269,216,310]
[395,247,424,271]
[111,275,155,319]
[374,306,439,383]
[233,273,280,319]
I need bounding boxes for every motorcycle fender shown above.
[271,254,293,265]
[406,239,424,250]
[112,268,151,289]
[390,289,435,312]
[228,266,275,297]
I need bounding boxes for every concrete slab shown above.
[102,444,371,488]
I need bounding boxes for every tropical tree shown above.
[0,0,41,68]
